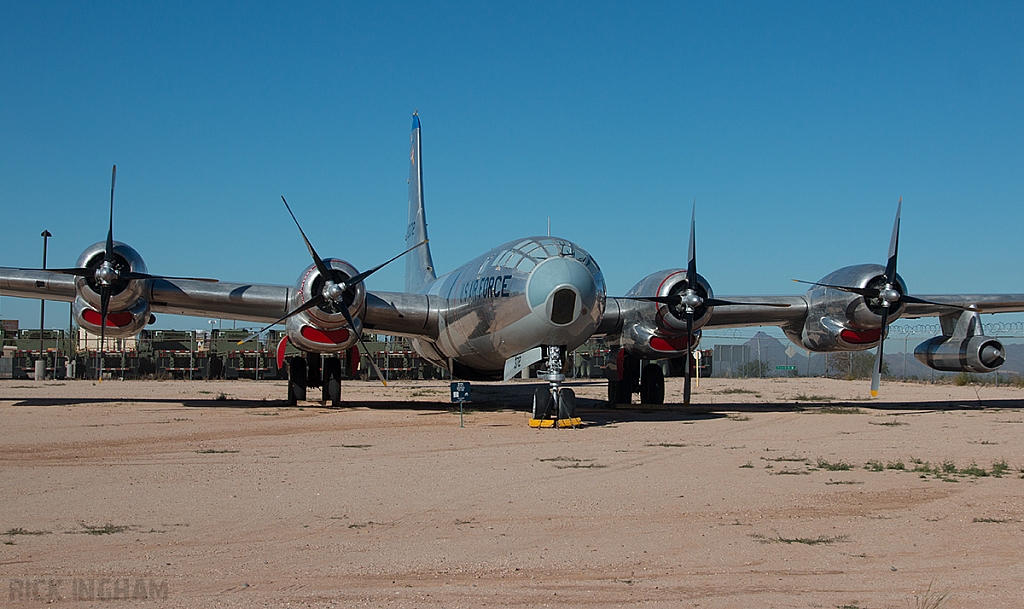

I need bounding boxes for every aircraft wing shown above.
[0,268,78,304]
[901,294,1024,317]
[1,267,436,338]
[599,294,808,337]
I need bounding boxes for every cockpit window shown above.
[488,237,601,280]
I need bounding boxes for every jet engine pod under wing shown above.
[914,310,1006,373]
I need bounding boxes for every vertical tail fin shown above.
[405,111,437,293]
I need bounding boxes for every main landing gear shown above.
[531,345,580,428]
[286,353,347,407]
[607,350,666,406]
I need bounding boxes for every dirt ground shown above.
[2,376,1023,608]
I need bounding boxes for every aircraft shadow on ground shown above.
[8,381,1024,423]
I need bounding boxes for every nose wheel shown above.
[530,345,581,428]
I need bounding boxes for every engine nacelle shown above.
[914,336,1005,373]
[784,264,907,352]
[285,258,365,353]
[618,269,710,358]
[73,295,151,338]
[74,241,151,313]
[71,241,153,338]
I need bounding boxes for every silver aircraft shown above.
[4,113,1024,416]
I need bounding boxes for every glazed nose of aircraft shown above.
[526,256,599,326]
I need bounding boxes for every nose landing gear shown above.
[530,345,581,428]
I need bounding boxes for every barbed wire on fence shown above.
[703,320,1024,342]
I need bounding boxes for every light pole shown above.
[38,230,51,380]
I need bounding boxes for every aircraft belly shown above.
[438,295,534,371]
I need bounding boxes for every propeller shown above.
[239,196,428,387]
[792,198,971,397]
[622,203,789,407]
[28,166,219,377]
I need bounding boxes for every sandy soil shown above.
[2,376,1024,608]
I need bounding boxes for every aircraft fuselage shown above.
[413,236,606,378]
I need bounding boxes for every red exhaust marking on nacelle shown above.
[840,328,882,344]
[300,326,350,345]
[650,335,691,352]
[277,336,289,370]
[82,309,134,327]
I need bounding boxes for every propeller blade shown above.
[38,267,95,277]
[344,239,428,287]
[105,165,116,262]
[620,295,789,308]
[281,196,332,280]
[683,310,693,407]
[98,283,111,382]
[686,201,697,288]
[621,295,682,305]
[237,294,326,344]
[339,304,387,387]
[898,294,975,311]
[121,271,219,283]
[870,306,889,397]
[703,297,791,308]
[36,267,218,283]
[791,279,879,298]
[884,197,901,282]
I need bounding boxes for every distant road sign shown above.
[775,365,796,371]
[450,382,471,402]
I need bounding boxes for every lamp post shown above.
[38,230,52,380]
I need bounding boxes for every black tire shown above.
[307,354,322,387]
[322,358,342,406]
[533,386,553,419]
[287,356,307,406]
[607,380,620,406]
[640,363,665,405]
[622,352,641,393]
[557,388,576,419]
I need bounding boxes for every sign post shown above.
[450,381,471,428]
[694,350,702,387]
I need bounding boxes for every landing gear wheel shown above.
[307,354,322,387]
[532,386,553,419]
[322,358,342,407]
[607,380,620,406]
[287,356,307,406]
[640,364,665,405]
[557,388,576,418]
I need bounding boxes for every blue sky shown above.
[2,2,1023,332]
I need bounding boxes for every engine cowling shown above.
[618,269,710,358]
[285,258,364,353]
[784,264,907,352]
[72,241,153,338]
[914,336,1005,373]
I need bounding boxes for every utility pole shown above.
[38,230,51,380]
